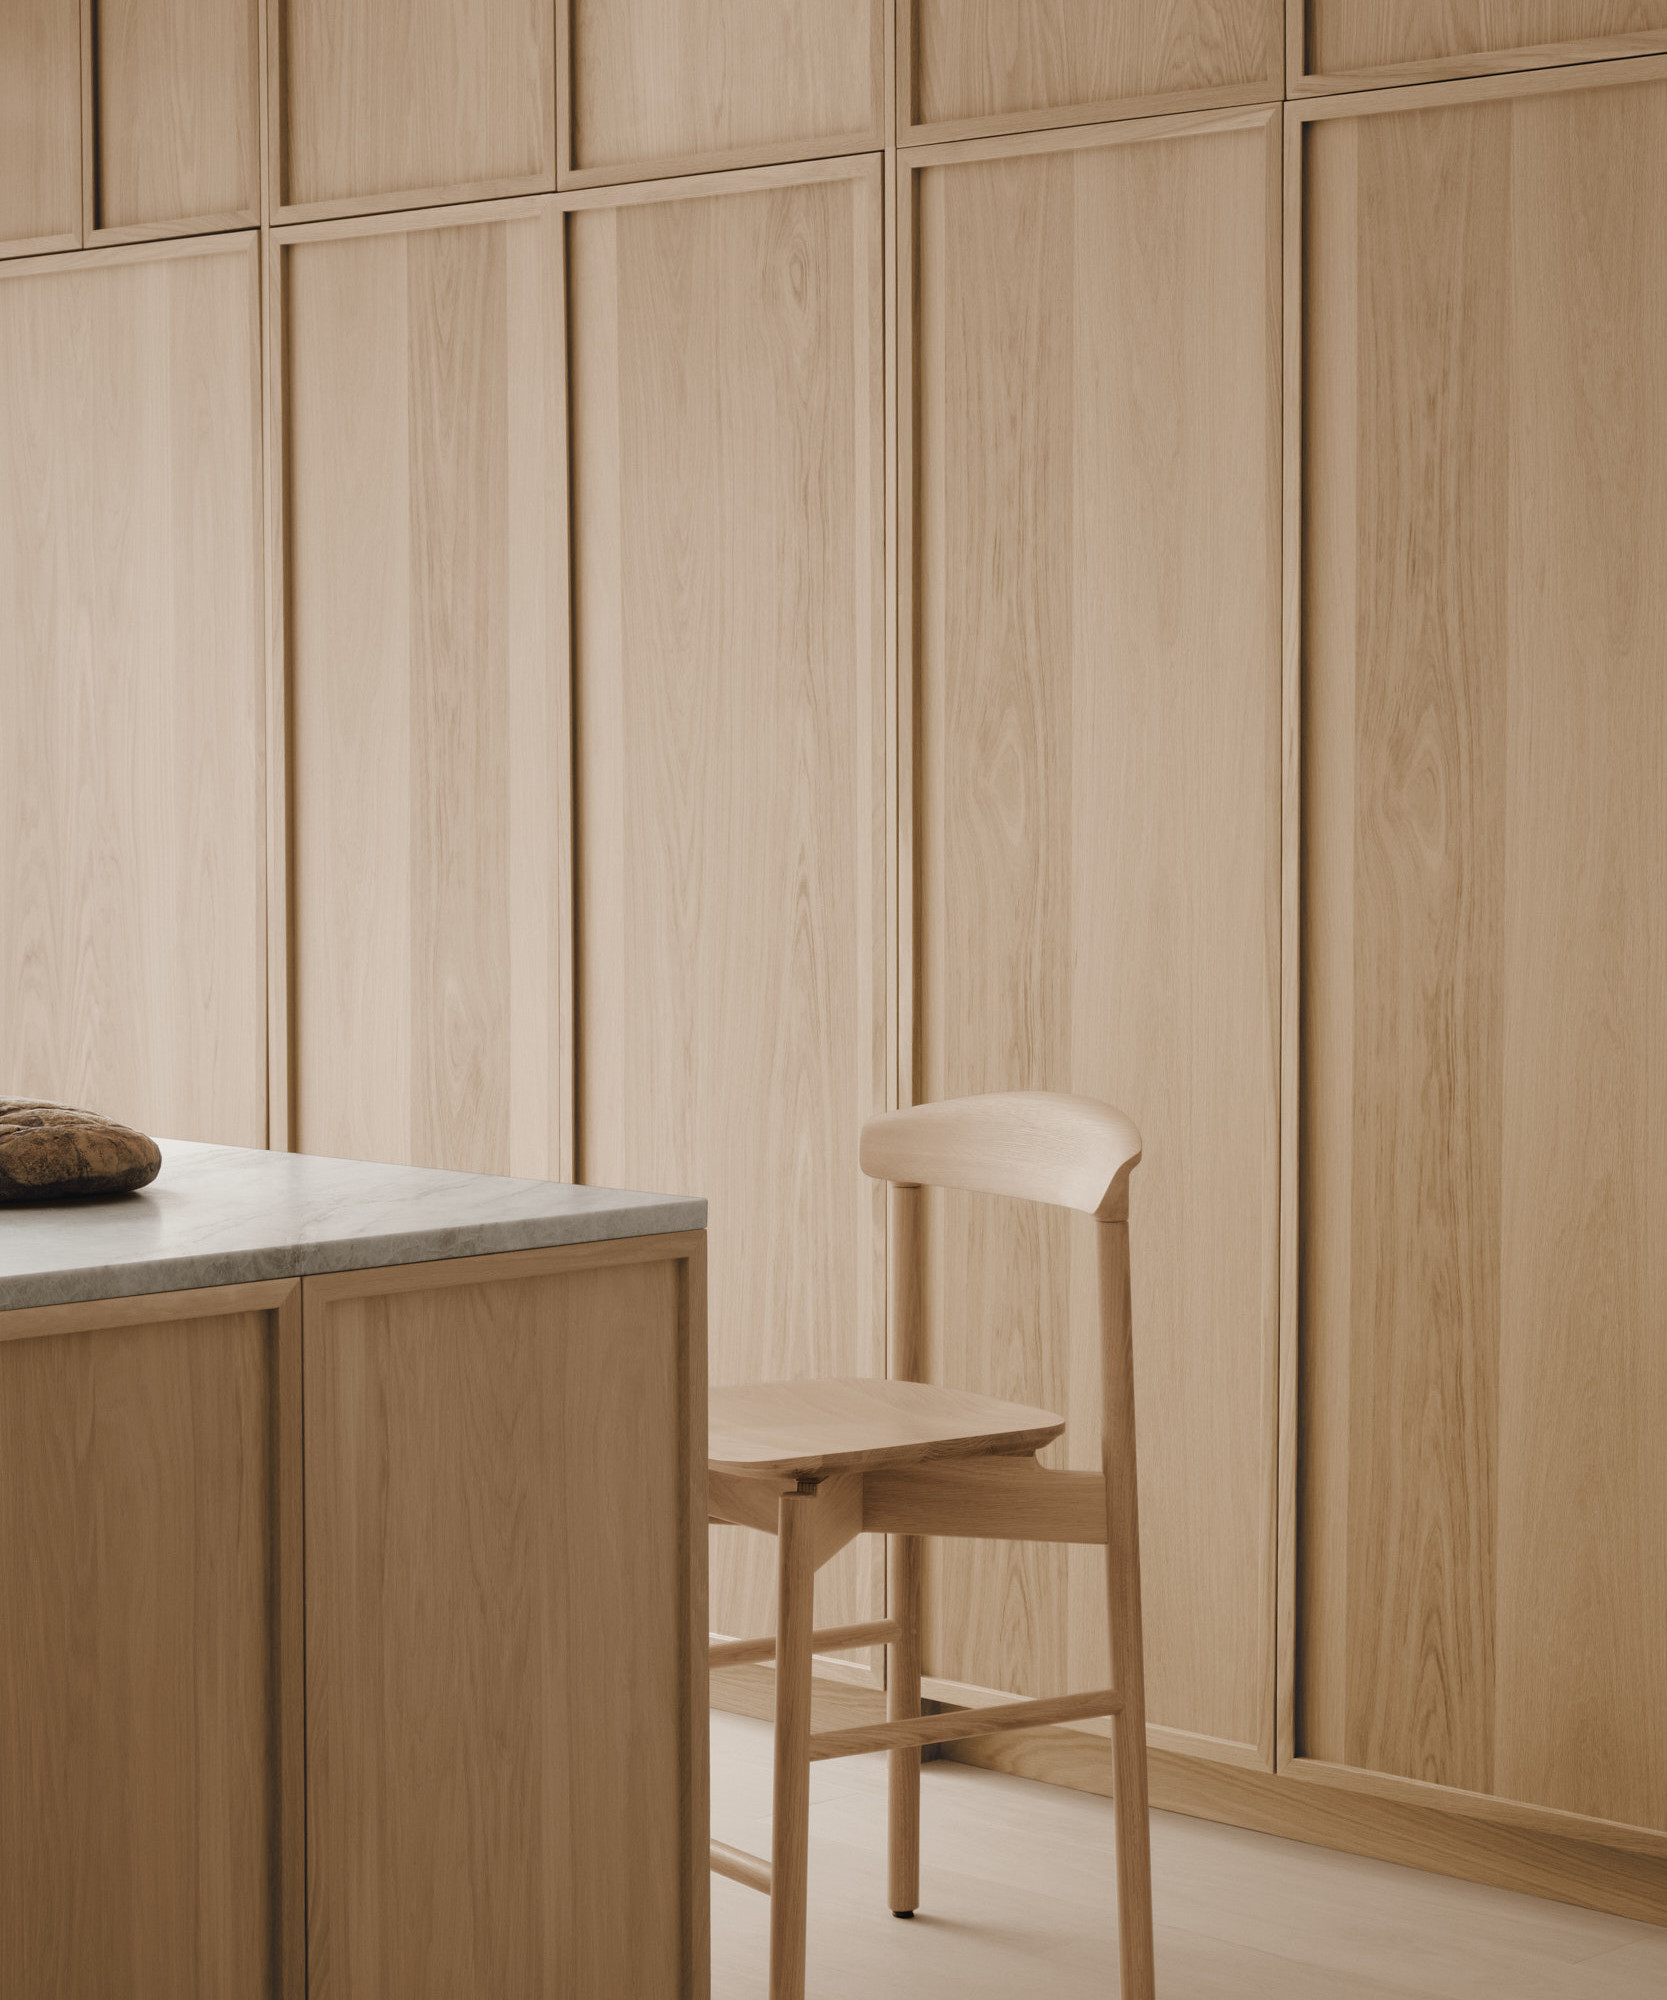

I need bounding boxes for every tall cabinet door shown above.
[569,160,887,1656]
[1297,59,1667,1834]
[276,201,569,1177]
[903,110,1282,1763]
[0,235,268,1144]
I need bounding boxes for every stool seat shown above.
[708,1376,1065,1478]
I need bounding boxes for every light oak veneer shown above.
[1297,60,1667,1836]
[0,0,81,254]
[571,159,888,1671]
[277,201,569,1176]
[563,0,882,184]
[903,108,1281,1765]
[0,234,267,1146]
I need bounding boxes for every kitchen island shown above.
[0,1140,708,2000]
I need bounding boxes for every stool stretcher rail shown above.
[809,1687,1122,1761]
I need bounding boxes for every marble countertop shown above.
[0,1139,706,1312]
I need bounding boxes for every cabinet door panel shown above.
[0,0,81,254]
[275,0,554,215]
[1302,2,1667,88]
[0,237,267,1145]
[904,0,1281,144]
[0,1293,296,2000]
[304,1252,702,1999]
[906,113,1281,1759]
[280,205,568,1177]
[1298,67,1667,1833]
[94,0,258,234]
[566,0,881,182]
[570,163,887,1658]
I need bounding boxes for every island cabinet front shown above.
[0,1231,709,2000]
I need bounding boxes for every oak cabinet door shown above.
[903,111,1282,1764]
[568,161,887,1663]
[0,236,267,1146]
[901,0,1282,144]
[0,0,81,254]
[1298,2,1667,90]
[0,1286,302,2000]
[564,0,881,184]
[273,0,555,216]
[1297,64,1667,1834]
[277,202,569,1178]
[303,1246,706,2000]
[92,0,259,235]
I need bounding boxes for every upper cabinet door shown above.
[276,201,570,1176]
[1297,59,1667,1836]
[562,0,882,186]
[568,160,887,1659]
[91,0,259,237]
[903,109,1282,1764]
[0,235,267,1146]
[0,0,81,256]
[1295,1,1667,92]
[901,0,1282,145]
[273,0,555,218]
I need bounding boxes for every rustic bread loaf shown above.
[0,1099,163,1202]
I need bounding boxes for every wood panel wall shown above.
[4,0,1667,1913]
[569,160,887,1659]
[903,110,1281,1760]
[0,236,268,1146]
[277,202,569,1177]
[1297,62,1667,1835]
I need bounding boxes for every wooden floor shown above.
[710,1711,1667,1998]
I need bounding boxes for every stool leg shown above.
[770,1487,817,2000]
[887,1531,922,1915]
[1101,1218,1155,1999]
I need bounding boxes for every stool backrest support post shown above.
[861,1091,1143,1394]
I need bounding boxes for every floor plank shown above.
[710,1711,1667,1997]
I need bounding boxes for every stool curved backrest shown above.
[859,1089,1142,1219]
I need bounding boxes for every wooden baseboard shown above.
[711,1670,1667,1927]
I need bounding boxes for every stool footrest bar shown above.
[809,1688,1122,1761]
[710,1840,772,1894]
[709,1618,902,1669]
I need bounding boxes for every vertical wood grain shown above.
[0,237,267,1144]
[0,0,81,254]
[281,204,568,1177]
[92,0,258,233]
[274,0,554,214]
[1490,78,1667,1835]
[1298,66,1667,1834]
[903,0,1282,141]
[1303,2,1667,83]
[303,1255,696,1999]
[906,111,1281,1759]
[565,0,881,182]
[569,162,887,1662]
[0,1303,283,1998]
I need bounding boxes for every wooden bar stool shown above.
[708,1091,1156,2000]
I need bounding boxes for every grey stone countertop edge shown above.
[0,1202,709,1314]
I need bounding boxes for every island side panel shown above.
[0,1280,302,2000]
[302,1235,708,2000]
